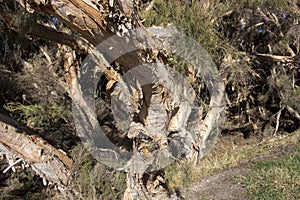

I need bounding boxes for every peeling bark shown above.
[0,113,72,186]
[3,0,226,198]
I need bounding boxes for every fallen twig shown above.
[273,106,284,136]
[286,105,300,120]
[254,53,294,62]
[3,158,23,173]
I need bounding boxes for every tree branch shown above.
[1,8,93,53]
[0,113,73,186]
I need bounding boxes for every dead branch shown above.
[15,0,112,45]
[286,105,300,120]
[0,113,73,186]
[273,106,284,136]
[254,53,294,62]
[1,9,93,53]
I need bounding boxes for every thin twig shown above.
[254,53,294,62]
[286,105,300,120]
[273,106,284,136]
[3,158,23,173]
[39,46,52,67]
[80,9,95,37]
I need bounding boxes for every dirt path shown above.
[182,140,298,200]
[183,166,249,200]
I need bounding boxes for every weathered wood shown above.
[1,3,93,53]
[0,113,73,186]
[16,0,112,45]
[6,0,226,198]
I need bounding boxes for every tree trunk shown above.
[2,0,226,198]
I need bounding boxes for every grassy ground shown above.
[166,130,300,199]
[233,146,300,199]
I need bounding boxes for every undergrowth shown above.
[165,130,300,191]
[62,145,127,200]
[141,0,233,66]
[4,102,67,130]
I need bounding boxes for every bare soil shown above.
[183,166,248,200]
[182,140,298,200]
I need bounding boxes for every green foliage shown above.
[68,145,127,199]
[0,165,47,200]
[142,0,231,65]
[166,54,189,76]
[164,161,195,189]
[4,102,67,129]
[141,0,296,82]
[235,147,300,199]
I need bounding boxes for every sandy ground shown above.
[183,167,248,200]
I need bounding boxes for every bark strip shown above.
[0,113,72,186]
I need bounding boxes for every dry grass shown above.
[165,130,300,190]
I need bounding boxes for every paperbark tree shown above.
[0,0,225,199]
